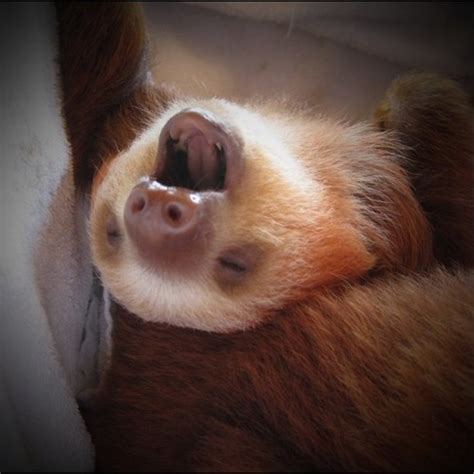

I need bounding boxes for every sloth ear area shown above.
[56,3,158,191]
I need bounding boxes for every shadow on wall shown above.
[144,2,474,119]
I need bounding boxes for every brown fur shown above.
[375,73,474,267]
[89,270,473,472]
[56,3,474,472]
[56,2,172,190]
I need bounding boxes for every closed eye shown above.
[218,257,248,274]
[215,245,260,286]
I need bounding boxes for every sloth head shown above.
[90,98,431,332]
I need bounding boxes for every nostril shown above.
[166,203,182,223]
[163,201,193,229]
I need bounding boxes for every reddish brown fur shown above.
[56,2,173,190]
[56,4,474,472]
[89,271,473,472]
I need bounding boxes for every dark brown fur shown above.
[375,74,474,267]
[56,2,172,190]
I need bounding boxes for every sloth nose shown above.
[126,185,197,232]
[124,180,210,267]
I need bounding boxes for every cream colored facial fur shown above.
[90,98,422,332]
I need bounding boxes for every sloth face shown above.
[90,97,428,332]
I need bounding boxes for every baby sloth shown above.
[57,4,473,472]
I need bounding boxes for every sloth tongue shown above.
[185,132,220,190]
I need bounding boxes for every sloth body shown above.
[57,4,474,471]
[89,271,473,472]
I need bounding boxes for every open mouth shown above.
[156,136,227,192]
[154,109,242,193]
